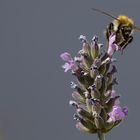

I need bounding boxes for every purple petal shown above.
[109,33,116,44]
[62,62,77,72]
[122,106,129,116]
[60,52,73,62]
[107,44,119,56]
[62,63,71,72]
[109,105,127,122]
[111,90,117,98]
[107,34,119,56]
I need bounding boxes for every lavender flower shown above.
[107,33,119,57]
[60,52,73,61]
[60,34,129,140]
[60,52,78,72]
[108,105,128,122]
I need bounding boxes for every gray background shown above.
[0,0,139,140]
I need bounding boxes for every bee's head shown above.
[117,15,134,36]
[117,15,134,27]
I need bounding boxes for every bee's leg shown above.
[105,27,110,40]
[120,36,133,54]
[101,52,109,61]
[105,23,114,40]
[109,23,114,33]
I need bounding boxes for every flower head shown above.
[60,34,129,136]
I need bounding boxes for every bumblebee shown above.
[92,8,140,51]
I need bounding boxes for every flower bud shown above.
[79,35,91,57]
[77,76,86,87]
[105,96,120,113]
[78,117,97,132]
[90,36,100,59]
[76,71,94,89]
[77,108,94,121]
[76,122,90,132]
[106,78,118,91]
[90,86,100,99]
[100,109,108,122]
[70,82,85,97]
[99,58,111,75]
[76,122,97,133]
[86,98,92,113]
[104,121,114,132]
[94,115,105,129]
[94,75,102,89]
[105,63,110,74]
[82,42,91,57]
[98,64,107,75]
[113,120,122,128]
[72,91,85,104]
[106,73,113,85]
[99,77,107,95]
[90,68,99,79]
[93,58,101,68]
[103,90,112,102]
[82,56,92,70]
[84,91,91,99]
[91,99,102,115]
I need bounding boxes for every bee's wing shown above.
[133,25,140,31]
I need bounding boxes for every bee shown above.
[91,8,140,51]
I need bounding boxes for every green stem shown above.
[97,131,105,140]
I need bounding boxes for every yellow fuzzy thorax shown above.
[117,15,134,26]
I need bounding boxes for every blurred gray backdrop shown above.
[0,0,140,140]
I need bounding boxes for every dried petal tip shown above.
[79,35,87,43]
[73,114,80,121]
[69,100,78,108]
[92,35,98,43]
[70,82,77,89]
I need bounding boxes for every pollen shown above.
[117,15,134,26]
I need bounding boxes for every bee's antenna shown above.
[91,8,119,21]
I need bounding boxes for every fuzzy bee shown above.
[92,8,140,51]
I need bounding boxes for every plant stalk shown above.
[97,131,105,140]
